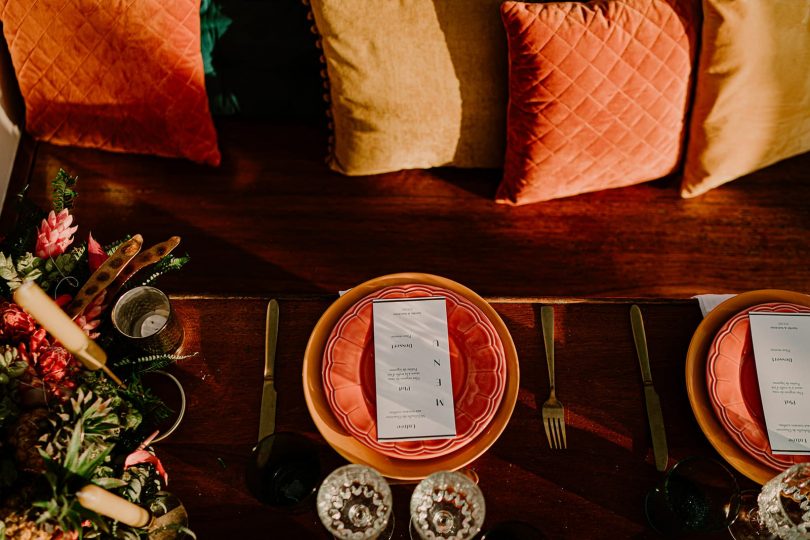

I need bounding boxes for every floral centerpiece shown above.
[0,170,194,539]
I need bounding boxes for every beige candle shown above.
[77,485,152,528]
[13,282,122,386]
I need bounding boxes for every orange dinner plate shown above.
[303,273,520,481]
[686,290,810,485]
[706,302,810,471]
[322,284,507,460]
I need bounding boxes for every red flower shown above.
[35,346,79,400]
[0,302,37,343]
[18,328,50,365]
[125,449,169,486]
[87,232,108,272]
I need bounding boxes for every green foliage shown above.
[0,346,26,430]
[0,245,87,294]
[39,244,88,295]
[104,236,131,257]
[130,253,190,289]
[117,464,160,504]
[51,169,78,213]
[78,372,144,432]
[3,186,47,259]
[0,252,39,291]
[112,352,197,376]
[34,452,103,537]
[40,389,121,475]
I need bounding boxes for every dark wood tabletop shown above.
[8,123,810,300]
[157,295,757,539]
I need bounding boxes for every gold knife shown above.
[630,305,669,472]
[258,300,279,442]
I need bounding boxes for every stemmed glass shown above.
[409,470,486,540]
[729,463,810,539]
[317,464,394,540]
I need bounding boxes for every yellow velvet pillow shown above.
[308,0,506,176]
[681,1,810,197]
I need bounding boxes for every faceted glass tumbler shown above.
[410,471,486,540]
[317,464,393,540]
[757,463,810,539]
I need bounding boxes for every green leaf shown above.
[52,169,79,213]
[94,477,128,490]
[0,253,20,288]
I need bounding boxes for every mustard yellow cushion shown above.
[681,0,810,197]
[309,0,506,176]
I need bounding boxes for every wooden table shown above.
[10,123,810,299]
[160,296,756,539]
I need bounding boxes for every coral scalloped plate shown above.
[322,284,507,459]
[302,272,520,481]
[686,290,810,485]
[707,302,810,471]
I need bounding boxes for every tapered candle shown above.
[77,485,152,528]
[13,282,123,386]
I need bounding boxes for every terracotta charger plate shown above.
[707,302,810,472]
[303,273,520,481]
[322,284,507,459]
[686,290,810,485]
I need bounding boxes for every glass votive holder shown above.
[112,286,183,354]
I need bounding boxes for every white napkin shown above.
[693,294,736,318]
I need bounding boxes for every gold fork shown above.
[541,306,567,449]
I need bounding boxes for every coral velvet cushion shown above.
[680,1,810,198]
[0,0,220,165]
[497,0,696,204]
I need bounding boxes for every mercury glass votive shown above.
[112,286,183,353]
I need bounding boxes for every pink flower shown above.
[35,209,78,259]
[75,291,106,340]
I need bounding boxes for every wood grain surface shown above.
[5,121,809,299]
[160,296,756,539]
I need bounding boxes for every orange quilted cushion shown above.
[0,0,220,165]
[497,0,696,204]
[680,1,810,197]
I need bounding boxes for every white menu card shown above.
[749,312,810,454]
[373,297,456,442]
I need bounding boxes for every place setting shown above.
[648,290,810,538]
[241,277,810,539]
[244,272,555,539]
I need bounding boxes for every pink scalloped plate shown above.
[322,284,507,460]
[707,302,810,471]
